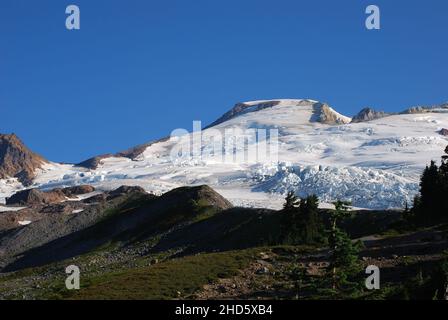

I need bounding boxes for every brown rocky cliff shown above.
[0,133,48,186]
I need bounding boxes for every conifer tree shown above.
[283,191,299,211]
[419,161,441,222]
[280,192,324,245]
[327,200,361,291]
[300,195,323,244]
[281,191,300,243]
[412,145,448,225]
[329,200,352,230]
[440,146,448,216]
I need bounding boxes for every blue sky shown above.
[0,0,447,163]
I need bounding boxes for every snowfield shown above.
[1,99,448,210]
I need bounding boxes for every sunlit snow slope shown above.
[2,99,448,210]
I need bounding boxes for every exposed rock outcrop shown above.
[439,128,448,136]
[6,188,66,206]
[400,106,433,114]
[205,101,282,128]
[61,185,95,197]
[76,154,113,170]
[0,134,48,186]
[76,138,169,170]
[207,99,351,128]
[314,103,352,125]
[116,137,169,160]
[400,103,448,115]
[83,193,107,204]
[6,185,96,206]
[107,185,148,199]
[351,108,389,123]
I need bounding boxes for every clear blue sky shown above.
[1,0,447,163]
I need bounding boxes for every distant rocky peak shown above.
[312,102,352,125]
[0,133,48,186]
[400,103,448,115]
[206,99,351,128]
[351,108,389,123]
[205,100,282,128]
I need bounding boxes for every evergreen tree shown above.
[300,195,323,244]
[283,191,299,211]
[329,200,352,230]
[327,200,362,291]
[280,191,300,243]
[419,161,441,223]
[440,146,448,216]
[412,145,448,225]
[440,145,448,174]
[280,192,324,245]
[328,227,362,291]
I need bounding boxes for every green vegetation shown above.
[69,248,262,300]
[279,195,364,298]
[326,201,362,294]
[189,198,219,223]
[101,193,155,221]
[287,263,307,299]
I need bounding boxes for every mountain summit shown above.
[207,99,351,128]
[0,134,47,186]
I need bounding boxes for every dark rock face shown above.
[6,188,66,206]
[75,154,113,170]
[351,108,389,123]
[400,106,431,114]
[0,134,48,186]
[76,138,169,170]
[39,202,85,215]
[205,101,282,128]
[61,185,95,197]
[439,128,448,136]
[83,193,107,204]
[400,103,448,115]
[116,137,169,160]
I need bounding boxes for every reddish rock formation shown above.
[0,134,48,186]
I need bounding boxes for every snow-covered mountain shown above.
[2,99,448,210]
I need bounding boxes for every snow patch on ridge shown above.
[0,178,23,204]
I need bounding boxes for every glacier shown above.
[1,99,448,210]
